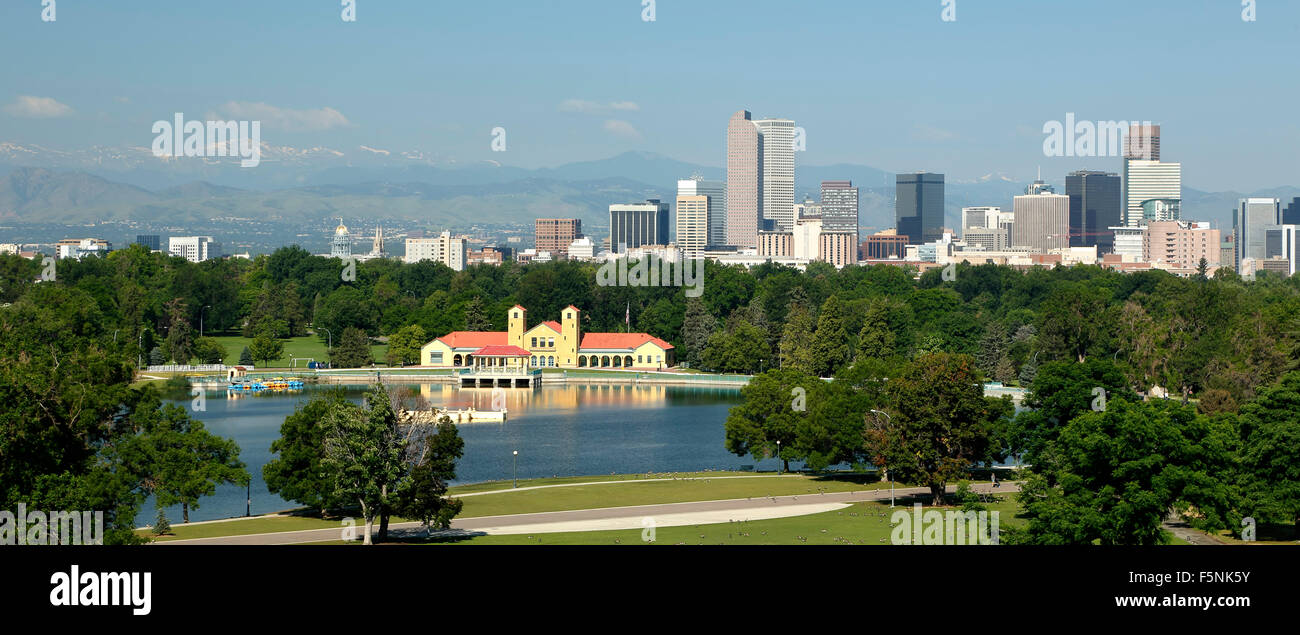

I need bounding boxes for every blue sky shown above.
[1,0,1297,191]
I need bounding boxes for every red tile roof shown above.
[579,333,675,351]
[436,331,508,349]
[539,321,562,332]
[473,345,532,357]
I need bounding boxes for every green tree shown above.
[724,369,816,472]
[856,299,898,361]
[385,324,427,366]
[1237,372,1300,538]
[120,396,249,524]
[330,326,373,368]
[463,296,492,331]
[263,389,352,515]
[249,331,285,367]
[192,337,227,365]
[320,386,406,545]
[701,320,771,374]
[809,295,851,377]
[164,298,195,363]
[779,303,816,374]
[866,353,1013,505]
[238,346,253,366]
[680,298,716,368]
[1010,358,1137,464]
[1011,399,1234,545]
[392,415,465,532]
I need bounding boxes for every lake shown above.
[145,383,753,525]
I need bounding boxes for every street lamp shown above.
[200,305,211,337]
[870,409,894,507]
[512,450,519,488]
[776,440,781,475]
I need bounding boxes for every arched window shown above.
[453,354,463,366]
[601,355,610,367]
[548,356,555,367]
[625,355,634,367]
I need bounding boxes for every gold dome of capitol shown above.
[334,219,349,236]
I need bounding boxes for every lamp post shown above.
[870,409,894,507]
[138,331,144,369]
[512,450,519,488]
[246,481,251,517]
[200,305,211,337]
[776,440,781,475]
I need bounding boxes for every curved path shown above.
[158,482,1019,545]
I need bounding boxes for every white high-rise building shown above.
[1011,192,1070,252]
[754,118,796,232]
[567,236,596,261]
[675,194,709,260]
[677,177,726,248]
[405,231,466,271]
[1124,160,1181,227]
[1266,225,1299,276]
[168,236,221,263]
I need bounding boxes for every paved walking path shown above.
[158,482,1019,545]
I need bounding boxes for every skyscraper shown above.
[820,181,859,234]
[134,234,161,251]
[1283,197,1300,225]
[609,199,670,251]
[895,172,944,244]
[1066,170,1121,252]
[726,110,760,248]
[677,177,726,247]
[1234,197,1282,272]
[754,118,796,232]
[1124,160,1181,227]
[1011,190,1070,253]
[675,194,708,259]
[1123,124,1160,161]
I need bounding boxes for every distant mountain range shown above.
[1,144,1295,232]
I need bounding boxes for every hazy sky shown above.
[2,0,1297,191]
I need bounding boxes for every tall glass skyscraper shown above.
[754,118,796,233]
[895,172,944,244]
[1235,197,1282,272]
[1066,170,1121,252]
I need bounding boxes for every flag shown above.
[625,302,630,331]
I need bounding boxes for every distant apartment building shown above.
[1143,220,1220,268]
[961,206,1013,251]
[675,195,709,259]
[677,177,726,248]
[609,199,670,252]
[516,249,552,264]
[1011,191,1070,252]
[534,218,582,259]
[1124,160,1181,227]
[405,231,467,271]
[758,231,792,258]
[168,236,220,263]
[134,235,161,251]
[819,232,857,268]
[820,181,859,235]
[467,246,512,267]
[896,172,944,244]
[56,238,113,260]
[726,110,761,248]
[1110,226,1146,261]
[1234,197,1282,272]
[1066,170,1121,252]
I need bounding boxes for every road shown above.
[158,482,1019,545]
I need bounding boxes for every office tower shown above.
[1124,160,1181,227]
[56,238,112,259]
[677,177,726,247]
[1066,170,1121,252]
[861,230,909,260]
[820,180,859,249]
[1123,124,1160,161]
[535,219,583,259]
[1234,197,1282,272]
[1265,225,1299,276]
[1283,197,1300,225]
[1143,221,1220,268]
[566,237,596,261]
[754,118,796,233]
[1139,199,1180,222]
[168,236,221,263]
[1011,190,1070,252]
[1025,178,1055,195]
[675,195,708,259]
[134,235,161,251]
[609,199,670,251]
[405,231,466,271]
[726,110,761,247]
[896,172,945,244]
[961,206,1001,233]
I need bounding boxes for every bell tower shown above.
[508,305,526,348]
[561,305,581,366]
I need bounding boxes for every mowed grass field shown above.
[208,333,388,369]
[143,473,893,541]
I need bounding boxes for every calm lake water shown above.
[145,383,753,526]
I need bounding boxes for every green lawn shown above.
[417,498,1029,546]
[209,333,387,369]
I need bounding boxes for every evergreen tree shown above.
[238,346,253,366]
[976,321,1008,377]
[809,295,850,377]
[331,327,374,368]
[681,298,716,368]
[149,346,166,366]
[779,303,816,374]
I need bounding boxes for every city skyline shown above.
[2,1,1298,192]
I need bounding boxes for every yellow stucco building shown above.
[420,305,675,370]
